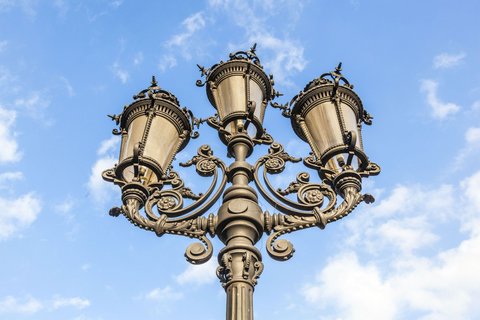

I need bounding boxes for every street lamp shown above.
[102,44,380,320]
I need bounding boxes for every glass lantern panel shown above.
[304,101,343,156]
[215,75,247,120]
[120,115,147,162]
[340,104,362,150]
[143,115,180,172]
[249,79,265,123]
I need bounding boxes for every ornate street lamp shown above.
[103,45,380,320]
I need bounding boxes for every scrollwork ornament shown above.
[265,157,285,173]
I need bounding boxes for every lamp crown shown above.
[132,75,180,106]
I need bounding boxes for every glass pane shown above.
[121,116,147,162]
[215,75,247,119]
[143,115,180,173]
[340,104,362,150]
[304,102,343,156]
[249,79,265,122]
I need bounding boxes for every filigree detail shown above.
[229,43,262,67]
[270,101,291,118]
[262,170,375,261]
[263,142,301,174]
[101,166,126,187]
[111,200,216,264]
[133,76,180,105]
[263,210,326,261]
[216,252,233,287]
[242,252,264,286]
[180,145,220,177]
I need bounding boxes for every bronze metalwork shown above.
[102,45,380,320]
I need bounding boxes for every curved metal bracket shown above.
[253,142,337,216]
[253,142,375,261]
[144,145,228,222]
[110,202,216,264]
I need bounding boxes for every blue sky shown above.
[1,0,480,319]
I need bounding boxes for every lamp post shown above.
[102,45,380,320]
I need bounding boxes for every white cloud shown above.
[465,127,480,144]
[145,286,183,301]
[0,192,41,240]
[59,76,75,96]
[461,170,480,211]
[52,296,90,310]
[175,259,217,286]
[88,136,119,204]
[166,12,206,49]
[158,54,177,73]
[303,252,396,320]
[14,91,52,125]
[109,0,123,8]
[300,169,480,319]
[158,12,207,72]
[420,79,460,119]
[433,52,466,69]
[52,0,68,17]
[0,40,7,52]
[454,127,480,170]
[133,51,143,65]
[208,0,307,86]
[81,263,91,271]
[472,100,480,111]
[0,171,23,187]
[0,295,91,315]
[112,62,129,84]
[0,296,43,314]
[97,135,119,155]
[54,197,75,215]
[0,107,21,163]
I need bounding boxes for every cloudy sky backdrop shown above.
[1,0,480,319]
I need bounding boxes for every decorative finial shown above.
[250,43,257,54]
[151,75,157,87]
[335,62,342,73]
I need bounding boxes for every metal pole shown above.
[216,133,264,320]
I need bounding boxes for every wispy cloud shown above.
[52,296,90,310]
[0,296,43,315]
[433,52,466,69]
[112,62,129,84]
[472,100,480,112]
[59,76,75,96]
[0,40,7,52]
[14,91,53,125]
[133,51,143,65]
[0,171,23,189]
[166,12,206,49]
[0,192,41,240]
[0,294,91,315]
[175,259,217,286]
[158,12,207,72]
[208,0,307,86]
[0,107,21,163]
[420,79,460,119]
[87,136,119,204]
[145,286,183,301]
[454,127,480,170]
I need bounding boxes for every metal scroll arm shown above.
[262,181,374,261]
[144,144,228,221]
[253,142,375,261]
[109,205,216,265]
[253,142,337,216]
